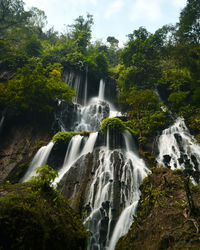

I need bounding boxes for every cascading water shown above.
[73,79,110,132]
[0,115,5,133]
[98,79,105,100]
[54,132,98,184]
[21,141,54,182]
[84,68,88,106]
[23,77,150,250]
[157,117,200,184]
[84,130,149,250]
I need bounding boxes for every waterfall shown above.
[106,128,110,149]
[54,135,84,184]
[24,75,150,249]
[157,117,200,184]
[109,201,139,250]
[84,68,88,106]
[73,79,110,132]
[73,75,81,103]
[0,115,5,133]
[84,130,150,250]
[98,79,105,100]
[55,132,98,184]
[21,141,54,182]
[81,132,98,155]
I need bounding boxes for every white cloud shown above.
[104,0,125,19]
[171,0,186,9]
[130,0,163,23]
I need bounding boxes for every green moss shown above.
[100,117,138,137]
[31,140,47,152]
[0,166,88,250]
[52,131,92,151]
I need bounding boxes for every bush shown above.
[100,117,138,137]
[0,166,88,250]
[52,131,92,151]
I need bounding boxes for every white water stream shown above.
[54,132,98,184]
[85,130,149,250]
[157,117,200,169]
[21,141,54,182]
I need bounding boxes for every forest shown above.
[0,0,200,249]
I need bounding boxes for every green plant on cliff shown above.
[100,117,126,134]
[52,131,92,152]
[0,165,88,250]
[100,117,137,137]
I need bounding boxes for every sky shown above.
[24,0,187,46]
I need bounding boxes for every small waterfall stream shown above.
[157,117,200,184]
[21,141,54,182]
[0,115,5,134]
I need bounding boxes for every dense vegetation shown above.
[0,165,88,250]
[0,0,199,249]
[1,0,199,137]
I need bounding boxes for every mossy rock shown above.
[100,117,137,137]
[52,131,92,152]
[0,181,88,250]
[116,168,200,250]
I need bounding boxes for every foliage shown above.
[100,117,137,137]
[0,0,31,41]
[100,117,126,134]
[177,0,200,44]
[123,89,172,138]
[0,60,75,118]
[0,166,88,249]
[67,14,93,54]
[118,27,164,91]
[34,164,58,188]
[52,131,92,151]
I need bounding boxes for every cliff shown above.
[0,119,51,183]
[116,168,200,249]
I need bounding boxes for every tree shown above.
[2,59,75,118]
[0,0,31,41]
[67,14,93,53]
[177,0,200,44]
[125,89,170,140]
[107,36,119,47]
[119,27,164,90]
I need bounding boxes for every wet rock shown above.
[178,157,184,165]
[193,171,200,184]
[183,168,194,176]
[174,133,182,144]
[102,201,110,210]
[53,101,77,132]
[163,155,171,165]
[191,154,198,165]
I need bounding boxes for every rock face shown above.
[0,121,50,183]
[116,168,200,250]
[53,101,78,132]
[58,148,124,241]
